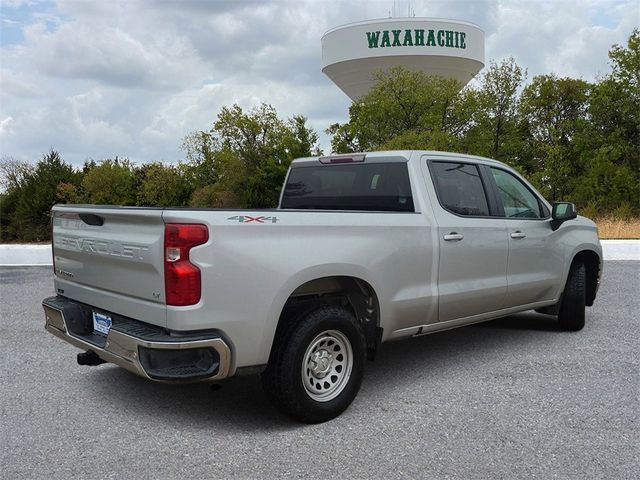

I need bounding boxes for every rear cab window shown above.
[281,162,414,212]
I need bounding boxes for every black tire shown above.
[557,261,586,331]
[261,304,366,423]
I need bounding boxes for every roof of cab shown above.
[290,150,509,169]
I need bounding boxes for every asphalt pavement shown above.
[1,263,638,479]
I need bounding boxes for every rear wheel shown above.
[261,304,366,423]
[558,262,586,331]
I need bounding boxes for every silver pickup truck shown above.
[43,150,602,422]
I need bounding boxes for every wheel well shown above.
[276,276,381,360]
[572,250,600,306]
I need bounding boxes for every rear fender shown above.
[258,264,381,364]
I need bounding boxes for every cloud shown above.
[0,88,136,161]
[0,68,43,98]
[2,0,41,7]
[486,0,637,79]
[549,2,639,80]
[2,18,23,26]
[0,116,16,136]
[137,75,350,161]
[23,18,207,89]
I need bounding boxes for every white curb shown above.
[0,244,52,266]
[600,240,640,261]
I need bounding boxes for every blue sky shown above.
[1,0,58,45]
[0,0,638,167]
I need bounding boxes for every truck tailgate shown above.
[52,206,167,327]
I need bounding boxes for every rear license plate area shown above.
[92,312,112,336]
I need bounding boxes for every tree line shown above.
[0,104,322,242]
[0,30,637,242]
[328,29,639,217]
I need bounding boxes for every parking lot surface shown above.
[1,263,638,479]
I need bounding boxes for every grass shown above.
[596,216,640,239]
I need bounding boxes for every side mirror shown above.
[551,202,577,230]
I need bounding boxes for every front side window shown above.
[429,161,490,216]
[491,168,542,219]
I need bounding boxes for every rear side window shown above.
[429,161,490,216]
[281,163,414,212]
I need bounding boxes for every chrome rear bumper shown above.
[43,297,231,383]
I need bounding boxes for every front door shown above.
[488,167,564,307]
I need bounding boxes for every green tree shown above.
[518,75,590,200]
[609,28,640,91]
[182,104,322,208]
[0,157,33,192]
[214,103,290,169]
[0,192,18,241]
[325,122,360,153]
[582,29,639,214]
[328,67,469,152]
[284,115,322,159]
[180,131,218,190]
[466,57,526,162]
[81,158,137,205]
[572,146,639,213]
[136,162,191,207]
[0,157,35,242]
[6,150,80,242]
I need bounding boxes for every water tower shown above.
[322,17,485,100]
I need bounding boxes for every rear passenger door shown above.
[425,159,508,322]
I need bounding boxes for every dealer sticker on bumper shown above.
[92,312,112,336]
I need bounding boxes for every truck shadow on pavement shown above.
[88,311,565,430]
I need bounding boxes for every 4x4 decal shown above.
[227,215,279,224]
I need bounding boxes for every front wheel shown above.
[261,305,366,423]
[557,262,586,331]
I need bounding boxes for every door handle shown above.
[510,231,526,239]
[443,232,464,241]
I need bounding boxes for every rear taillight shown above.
[164,223,209,306]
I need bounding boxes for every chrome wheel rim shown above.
[302,329,353,402]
